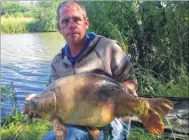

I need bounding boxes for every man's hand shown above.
[119,81,138,121]
[24,94,41,118]
[122,81,138,97]
[25,94,38,101]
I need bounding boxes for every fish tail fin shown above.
[140,98,174,134]
[147,98,174,116]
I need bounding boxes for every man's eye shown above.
[61,17,83,26]
[62,18,69,24]
[72,17,82,23]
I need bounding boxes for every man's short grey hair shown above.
[57,1,87,21]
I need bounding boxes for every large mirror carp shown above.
[24,73,173,140]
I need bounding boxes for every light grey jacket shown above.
[48,35,137,86]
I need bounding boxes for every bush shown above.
[0,85,9,103]
[1,22,28,33]
[23,11,33,18]
[13,12,23,18]
[136,65,189,97]
[31,0,62,32]
[84,1,188,79]
[1,1,25,15]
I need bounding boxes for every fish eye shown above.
[98,89,109,99]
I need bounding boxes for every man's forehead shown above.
[62,3,83,13]
[58,3,86,19]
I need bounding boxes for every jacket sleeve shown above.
[110,41,137,85]
[47,62,59,86]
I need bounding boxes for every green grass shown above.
[130,125,158,140]
[0,116,163,140]
[1,118,181,140]
[1,113,52,140]
[1,16,35,33]
[136,66,189,98]
[1,16,34,24]
[1,121,52,140]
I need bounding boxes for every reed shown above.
[1,17,34,33]
[136,65,189,98]
[1,16,33,24]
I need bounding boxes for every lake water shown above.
[1,32,65,118]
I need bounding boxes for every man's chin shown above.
[67,38,80,45]
[67,36,81,44]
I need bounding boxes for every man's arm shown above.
[108,41,138,97]
[47,63,59,86]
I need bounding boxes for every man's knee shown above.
[41,125,92,140]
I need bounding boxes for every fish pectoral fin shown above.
[53,117,67,140]
[140,109,164,134]
[86,126,100,139]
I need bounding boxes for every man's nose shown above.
[68,19,76,29]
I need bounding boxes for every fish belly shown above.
[61,101,115,127]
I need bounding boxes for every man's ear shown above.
[85,18,90,30]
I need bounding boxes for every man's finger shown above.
[132,91,138,97]
[25,94,37,101]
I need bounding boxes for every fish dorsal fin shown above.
[86,126,100,139]
[53,117,67,140]
[87,69,112,78]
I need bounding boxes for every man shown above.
[28,1,138,140]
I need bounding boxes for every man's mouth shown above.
[67,32,79,36]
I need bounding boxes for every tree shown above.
[1,1,25,15]
[32,0,62,32]
[84,1,188,79]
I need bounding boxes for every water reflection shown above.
[1,32,65,117]
[1,32,63,62]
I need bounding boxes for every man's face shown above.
[57,4,89,45]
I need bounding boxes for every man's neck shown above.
[69,45,83,57]
[68,38,87,57]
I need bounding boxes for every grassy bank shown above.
[1,16,34,33]
[0,113,52,140]
[1,17,34,23]
[0,113,176,140]
[0,16,55,33]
